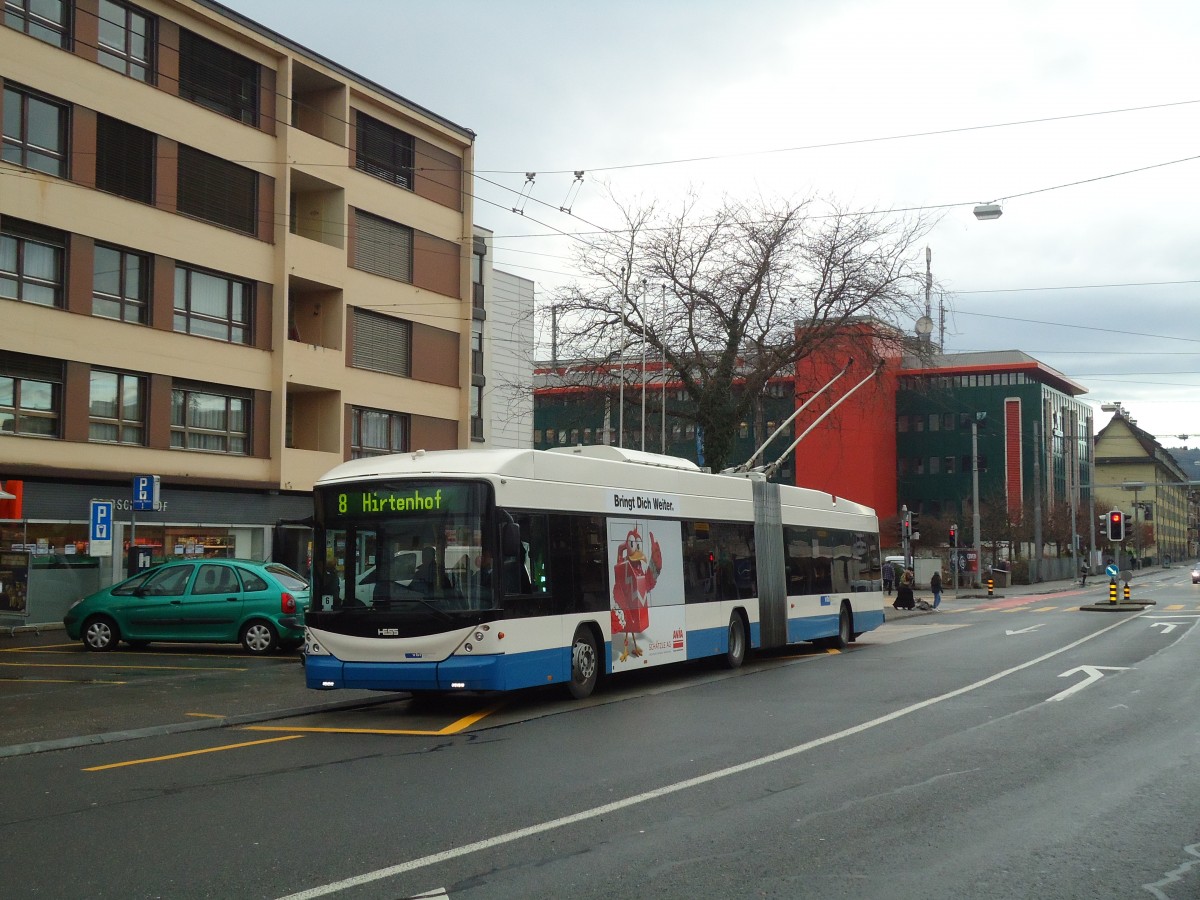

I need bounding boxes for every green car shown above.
[63,559,309,655]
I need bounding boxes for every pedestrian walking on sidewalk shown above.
[930,569,943,609]
[1079,564,1088,586]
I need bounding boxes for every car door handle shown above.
[225,596,239,601]
[170,600,182,605]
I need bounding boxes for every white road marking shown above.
[1045,665,1131,702]
[277,612,1142,900]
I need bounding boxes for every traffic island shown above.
[1079,599,1156,612]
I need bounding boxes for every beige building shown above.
[1094,409,1190,566]
[1,0,476,623]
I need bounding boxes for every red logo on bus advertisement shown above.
[672,628,684,650]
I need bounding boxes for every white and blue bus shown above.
[302,445,884,699]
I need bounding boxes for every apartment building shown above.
[0,0,475,624]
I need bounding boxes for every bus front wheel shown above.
[567,628,599,700]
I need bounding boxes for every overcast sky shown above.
[229,0,1200,453]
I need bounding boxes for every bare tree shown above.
[546,190,938,472]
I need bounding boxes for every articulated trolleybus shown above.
[303,445,884,700]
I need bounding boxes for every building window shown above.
[177,29,259,125]
[351,308,411,377]
[471,323,484,376]
[2,85,68,176]
[0,354,61,437]
[352,210,413,283]
[173,266,253,344]
[545,428,555,444]
[943,456,956,475]
[350,406,408,458]
[929,456,940,474]
[171,384,249,453]
[177,145,258,234]
[942,413,955,431]
[96,115,154,202]
[97,0,153,81]
[4,0,68,47]
[470,384,484,441]
[89,369,145,444]
[93,244,149,323]
[355,113,414,189]
[1,221,65,307]
[897,415,908,433]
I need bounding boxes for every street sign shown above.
[89,500,114,557]
[132,475,160,511]
[1105,563,1119,578]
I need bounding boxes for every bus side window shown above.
[501,512,549,599]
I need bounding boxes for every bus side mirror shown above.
[500,522,520,558]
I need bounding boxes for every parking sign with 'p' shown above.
[89,500,114,557]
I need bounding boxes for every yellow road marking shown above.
[1164,604,1184,611]
[1033,606,1060,612]
[0,642,78,653]
[244,701,507,737]
[0,661,247,672]
[185,712,226,719]
[84,734,304,771]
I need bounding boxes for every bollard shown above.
[1123,582,1131,602]
[987,576,994,597]
[1109,579,1117,604]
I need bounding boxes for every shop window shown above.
[2,84,69,176]
[173,265,253,344]
[350,406,409,458]
[1,220,65,307]
[170,383,249,454]
[97,0,154,82]
[89,369,145,444]
[93,244,149,323]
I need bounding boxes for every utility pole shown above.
[972,416,982,587]
[1032,421,1042,583]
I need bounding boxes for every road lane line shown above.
[0,677,126,684]
[0,661,247,672]
[84,734,304,771]
[276,611,1144,900]
[244,701,508,737]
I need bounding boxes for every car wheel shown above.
[240,620,279,655]
[82,615,120,652]
[722,612,746,669]
[567,627,599,700]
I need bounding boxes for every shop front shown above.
[0,479,312,628]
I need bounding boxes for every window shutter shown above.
[353,210,413,283]
[352,308,411,377]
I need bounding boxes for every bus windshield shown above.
[313,481,493,614]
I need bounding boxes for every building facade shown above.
[1,0,475,625]
[1094,409,1191,566]
[895,351,1094,568]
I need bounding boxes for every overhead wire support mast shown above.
[723,359,855,476]
[559,171,585,213]
[759,361,884,482]
[511,172,536,215]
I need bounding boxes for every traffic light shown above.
[948,524,957,547]
[909,511,920,541]
[1106,509,1125,542]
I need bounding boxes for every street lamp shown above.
[973,203,1003,220]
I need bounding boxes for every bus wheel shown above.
[567,628,599,700]
[826,603,852,651]
[723,613,747,669]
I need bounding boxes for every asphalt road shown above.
[2,568,1198,899]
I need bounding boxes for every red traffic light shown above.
[1107,510,1125,542]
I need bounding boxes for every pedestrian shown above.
[893,567,916,610]
[1079,564,1088,587]
[882,560,895,596]
[930,569,943,609]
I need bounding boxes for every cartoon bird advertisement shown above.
[607,518,685,671]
